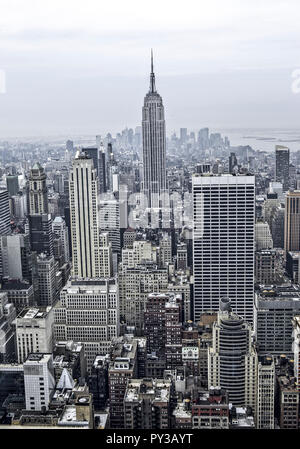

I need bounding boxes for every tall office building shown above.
[83,144,107,194]
[275,145,290,192]
[99,195,121,261]
[255,221,273,250]
[15,306,54,363]
[179,128,187,144]
[284,190,300,252]
[0,188,11,235]
[24,353,55,411]
[53,277,119,370]
[193,174,255,323]
[208,298,257,408]
[229,152,238,174]
[119,262,168,334]
[36,253,57,307]
[0,233,30,280]
[0,291,16,362]
[142,51,167,207]
[69,151,102,278]
[6,175,19,197]
[256,356,275,429]
[52,216,70,264]
[28,163,49,215]
[254,285,300,356]
[28,213,53,256]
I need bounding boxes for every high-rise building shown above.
[69,151,102,278]
[24,353,55,411]
[1,279,35,314]
[52,216,70,264]
[142,51,167,208]
[88,355,109,411]
[292,316,300,389]
[99,194,121,263]
[197,128,209,151]
[0,291,16,362]
[179,128,187,144]
[108,336,138,428]
[28,163,49,215]
[255,250,277,285]
[119,262,168,334]
[15,306,54,363]
[144,293,169,354]
[53,277,119,370]
[0,233,33,282]
[36,253,57,307]
[28,213,53,256]
[208,298,257,408]
[229,152,238,174]
[193,174,255,323]
[284,190,300,252]
[83,144,107,194]
[6,175,19,197]
[0,188,11,235]
[255,221,273,250]
[256,356,275,429]
[275,145,290,192]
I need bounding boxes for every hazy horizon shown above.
[1,0,300,138]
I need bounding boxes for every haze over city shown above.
[1,0,300,137]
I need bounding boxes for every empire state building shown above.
[142,51,167,208]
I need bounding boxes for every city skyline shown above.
[1,0,300,434]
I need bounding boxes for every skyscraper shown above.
[69,151,101,278]
[28,163,49,215]
[142,51,167,208]
[24,353,55,411]
[275,145,290,192]
[229,152,238,174]
[52,216,70,264]
[28,213,53,256]
[284,190,300,252]
[0,188,11,235]
[83,144,107,194]
[193,174,255,323]
[53,277,119,370]
[208,298,257,408]
[6,175,19,197]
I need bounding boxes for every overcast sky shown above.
[0,0,300,138]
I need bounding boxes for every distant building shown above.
[28,163,48,215]
[284,190,300,251]
[275,145,290,192]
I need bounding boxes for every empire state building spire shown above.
[150,49,156,93]
[142,51,167,208]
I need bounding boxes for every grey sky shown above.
[0,0,300,137]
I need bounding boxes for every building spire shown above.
[150,49,156,93]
